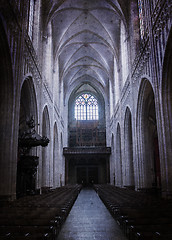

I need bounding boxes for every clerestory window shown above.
[28,0,35,40]
[75,93,98,120]
[138,0,144,39]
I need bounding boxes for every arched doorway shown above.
[137,79,161,189]
[124,107,135,188]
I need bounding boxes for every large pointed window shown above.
[75,93,98,120]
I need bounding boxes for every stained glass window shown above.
[75,94,98,120]
[138,0,144,39]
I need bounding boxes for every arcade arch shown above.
[136,79,161,189]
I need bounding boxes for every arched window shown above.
[28,0,35,39]
[121,21,129,84]
[75,93,98,120]
[138,0,144,39]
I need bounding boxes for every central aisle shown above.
[57,188,127,240]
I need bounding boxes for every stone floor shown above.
[57,188,128,240]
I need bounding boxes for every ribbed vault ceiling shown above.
[44,0,128,95]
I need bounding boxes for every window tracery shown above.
[75,94,98,120]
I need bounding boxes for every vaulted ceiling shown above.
[43,0,130,96]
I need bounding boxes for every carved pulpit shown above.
[17,116,49,198]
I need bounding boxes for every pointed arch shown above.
[68,83,106,147]
[124,107,135,187]
[53,122,59,188]
[17,77,38,197]
[42,106,51,187]
[19,77,38,133]
[136,78,161,189]
[115,123,123,187]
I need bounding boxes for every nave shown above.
[1,184,172,240]
[0,0,172,203]
[94,185,172,240]
[0,185,81,240]
[0,1,172,239]
[57,188,127,240]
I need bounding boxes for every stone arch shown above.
[0,18,15,200]
[115,123,123,187]
[19,77,38,133]
[69,83,105,119]
[65,78,107,107]
[124,107,135,188]
[53,122,59,188]
[68,83,106,147]
[136,78,161,189]
[17,77,38,197]
[161,28,172,194]
[42,106,51,187]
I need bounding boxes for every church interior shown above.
[0,0,172,239]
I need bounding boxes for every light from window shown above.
[138,0,144,39]
[75,94,98,120]
[28,0,34,39]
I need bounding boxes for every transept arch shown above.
[136,78,161,189]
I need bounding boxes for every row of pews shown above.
[94,184,172,240]
[0,185,82,240]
